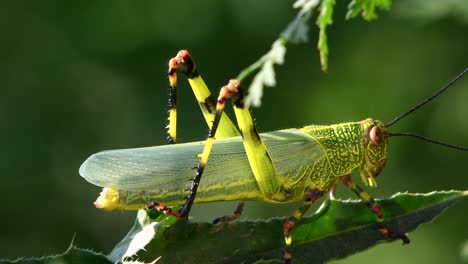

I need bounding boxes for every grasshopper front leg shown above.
[340,175,410,244]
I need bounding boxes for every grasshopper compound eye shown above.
[368,126,383,146]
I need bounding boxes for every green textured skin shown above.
[300,122,364,192]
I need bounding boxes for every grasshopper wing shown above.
[80,128,324,204]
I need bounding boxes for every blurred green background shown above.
[1,1,467,263]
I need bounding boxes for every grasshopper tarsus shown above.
[212,202,245,225]
[378,225,410,245]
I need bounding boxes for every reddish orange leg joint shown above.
[166,50,200,144]
[146,201,183,218]
[283,249,293,264]
[378,225,410,245]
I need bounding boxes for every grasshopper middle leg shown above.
[283,187,325,264]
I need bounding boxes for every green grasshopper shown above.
[80,50,467,263]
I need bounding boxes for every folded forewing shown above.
[80,128,325,202]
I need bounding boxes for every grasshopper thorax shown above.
[359,118,388,187]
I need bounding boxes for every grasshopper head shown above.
[359,118,388,187]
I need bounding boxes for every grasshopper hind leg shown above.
[179,78,288,217]
[147,50,242,218]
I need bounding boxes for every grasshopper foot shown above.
[146,201,184,218]
[378,225,410,245]
[283,248,292,264]
[212,202,244,224]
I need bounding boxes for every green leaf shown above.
[109,191,467,264]
[108,209,179,262]
[317,0,336,72]
[293,0,320,17]
[0,244,112,264]
[347,0,392,21]
[240,0,395,106]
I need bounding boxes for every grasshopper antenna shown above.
[384,68,468,151]
[385,68,467,127]
[385,132,468,152]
